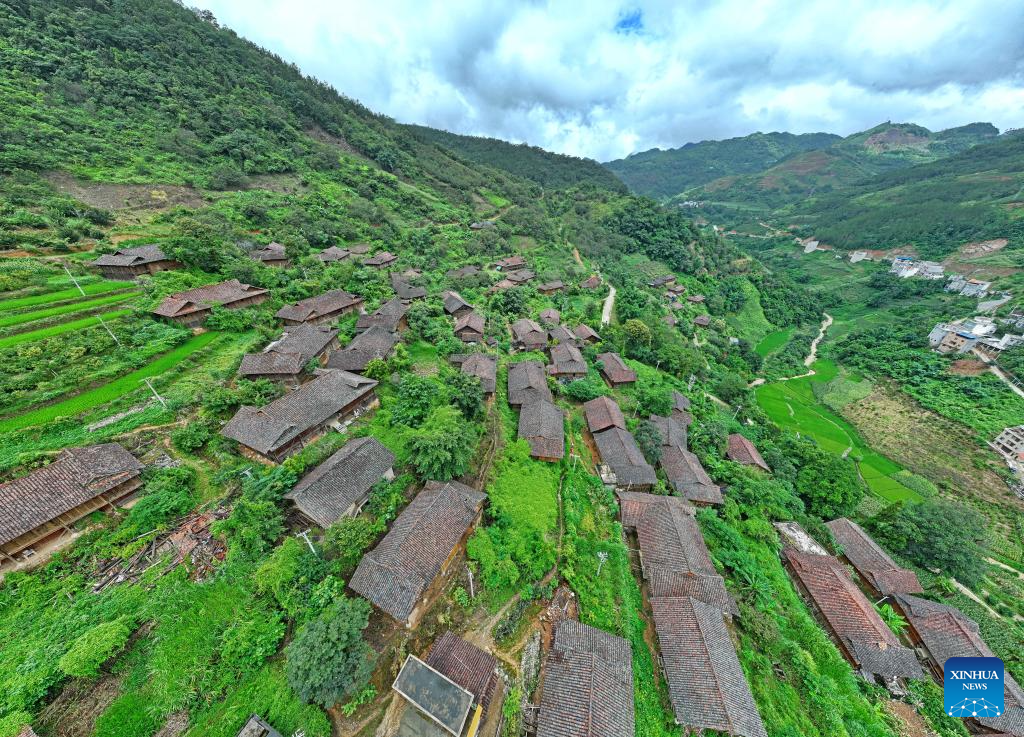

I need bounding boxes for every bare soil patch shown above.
[884,700,937,737]
[949,359,989,376]
[44,171,208,211]
[36,672,124,737]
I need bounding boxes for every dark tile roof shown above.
[240,325,338,378]
[651,596,767,737]
[726,434,770,472]
[518,400,565,460]
[616,490,692,529]
[425,631,501,711]
[583,396,626,434]
[327,326,399,372]
[236,715,283,737]
[537,280,565,292]
[547,342,587,378]
[153,280,268,318]
[573,324,601,342]
[0,444,143,546]
[648,414,688,452]
[506,269,535,284]
[537,620,634,737]
[349,243,371,254]
[593,427,657,486]
[391,273,427,300]
[507,360,552,406]
[92,244,169,267]
[632,495,734,613]
[454,311,486,336]
[275,289,363,323]
[251,242,288,262]
[596,353,636,384]
[892,594,1024,734]
[783,549,923,681]
[494,255,526,270]
[660,447,722,505]
[511,319,547,347]
[539,308,560,325]
[648,275,676,287]
[349,481,485,622]
[580,275,601,289]
[363,251,398,267]
[442,290,472,315]
[316,246,351,263]
[357,297,408,332]
[446,265,480,279]
[826,518,923,595]
[221,370,377,457]
[688,295,706,303]
[547,325,576,345]
[694,315,711,327]
[286,437,395,527]
[461,353,497,394]
[671,390,691,412]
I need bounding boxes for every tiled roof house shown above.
[537,620,634,737]
[152,280,269,327]
[825,518,923,597]
[454,312,486,343]
[518,399,565,462]
[592,427,657,490]
[221,370,378,463]
[356,297,408,333]
[583,396,625,434]
[726,434,770,472]
[597,352,637,386]
[349,480,485,627]
[0,444,143,562]
[285,437,395,527]
[327,326,399,373]
[250,242,290,267]
[92,244,180,280]
[276,289,364,325]
[239,325,339,383]
[442,290,474,316]
[460,353,497,395]
[507,361,552,407]
[546,342,587,381]
[511,319,547,351]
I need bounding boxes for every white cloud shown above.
[192,0,1024,160]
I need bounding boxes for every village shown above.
[3,230,1023,737]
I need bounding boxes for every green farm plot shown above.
[0,331,221,433]
[0,291,139,328]
[0,309,132,350]
[0,280,131,311]
[756,361,920,502]
[756,327,794,357]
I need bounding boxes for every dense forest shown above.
[604,130,840,199]
[405,125,626,193]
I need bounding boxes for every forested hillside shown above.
[604,130,839,199]
[1,3,1021,737]
[405,125,626,192]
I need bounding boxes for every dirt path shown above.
[748,312,832,387]
[987,556,1024,580]
[984,360,1024,399]
[571,247,583,266]
[601,283,616,326]
[951,578,1003,620]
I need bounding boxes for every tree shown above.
[407,405,477,480]
[714,374,748,405]
[634,381,672,416]
[867,499,987,586]
[322,516,384,573]
[624,318,651,349]
[447,371,484,420]
[285,597,374,708]
[634,420,663,465]
[782,437,862,518]
[391,374,438,426]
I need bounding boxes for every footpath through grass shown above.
[0,309,132,350]
[0,331,221,433]
[0,280,131,311]
[0,291,139,328]
[756,360,921,502]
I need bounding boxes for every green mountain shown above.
[604,131,841,199]
[790,130,1024,258]
[682,122,1000,214]
[405,124,626,192]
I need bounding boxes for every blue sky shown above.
[191,0,1024,161]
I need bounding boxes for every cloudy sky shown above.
[191,0,1024,161]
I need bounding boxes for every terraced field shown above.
[0,331,222,433]
[0,279,131,311]
[756,360,921,502]
[0,309,134,350]
[0,291,138,329]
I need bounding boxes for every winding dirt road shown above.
[601,283,616,326]
[749,312,832,387]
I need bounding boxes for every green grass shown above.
[756,327,794,357]
[0,310,132,350]
[726,279,773,344]
[0,331,221,433]
[0,292,139,328]
[756,360,920,502]
[0,280,131,311]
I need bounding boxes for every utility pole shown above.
[596,551,608,576]
[688,373,696,391]
[466,564,475,599]
[297,529,317,555]
[142,378,167,409]
[62,263,86,297]
[96,314,123,347]
[732,404,743,420]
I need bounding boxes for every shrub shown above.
[58,618,133,678]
